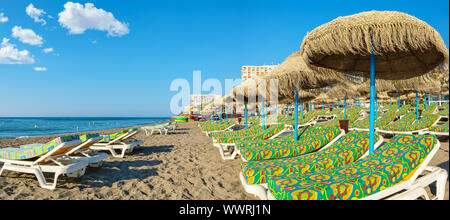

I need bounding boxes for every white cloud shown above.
[43,48,53,53]
[26,3,47,25]
[0,38,35,64]
[12,26,43,46]
[58,2,129,37]
[0,13,8,23]
[34,67,47,71]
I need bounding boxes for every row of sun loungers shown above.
[141,122,177,135]
[0,128,144,190]
[198,106,448,200]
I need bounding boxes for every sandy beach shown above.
[0,122,448,200]
[0,122,254,200]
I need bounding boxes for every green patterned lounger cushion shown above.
[80,133,100,142]
[241,131,379,185]
[438,103,449,117]
[235,126,321,151]
[268,134,436,200]
[0,135,78,160]
[240,127,341,162]
[216,125,284,144]
[429,122,449,133]
[98,131,125,143]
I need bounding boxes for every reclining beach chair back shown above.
[0,136,88,190]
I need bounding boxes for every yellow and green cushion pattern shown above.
[240,127,341,162]
[438,103,449,117]
[80,133,100,142]
[319,107,362,129]
[429,122,449,133]
[210,124,260,139]
[98,131,125,143]
[423,103,438,115]
[268,134,436,200]
[235,126,320,151]
[0,135,78,160]
[216,125,284,144]
[323,108,344,116]
[352,107,397,129]
[380,112,417,131]
[409,114,440,131]
[241,131,379,185]
[200,121,234,132]
[395,104,411,116]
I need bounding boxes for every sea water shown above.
[0,117,171,139]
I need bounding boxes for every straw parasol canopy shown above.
[392,72,442,94]
[312,92,332,104]
[263,51,346,98]
[281,89,317,103]
[441,83,449,95]
[323,80,358,99]
[300,11,449,80]
[357,79,393,97]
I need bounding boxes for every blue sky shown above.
[0,0,448,117]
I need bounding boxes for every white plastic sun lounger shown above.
[266,138,446,200]
[90,130,140,158]
[65,135,107,168]
[142,124,170,135]
[218,126,293,160]
[206,124,239,136]
[377,117,441,135]
[0,139,88,190]
[241,134,384,200]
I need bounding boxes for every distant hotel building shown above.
[188,94,221,113]
[241,65,277,82]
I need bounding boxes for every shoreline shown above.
[0,119,172,148]
[0,117,173,140]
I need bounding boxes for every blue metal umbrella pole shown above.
[424,93,427,109]
[338,99,340,108]
[301,98,304,119]
[287,103,290,119]
[245,103,248,129]
[344,95,347,120]
[294,88,299,141]
[369,53,376,154]
[375,96,378,120]
[398,92,400,109]
[226,108,228,123]
[416,90,419,121]
[322,101,324,110]
[262,97,265,131]
[428,93,431,106]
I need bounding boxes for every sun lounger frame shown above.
[265,140,447,200]
[90,130,142,158]
[242,135,384,200]
[0,140,88,190]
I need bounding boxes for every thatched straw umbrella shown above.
[263,51,346,96]
[357,79,393,97]
[392,72,442,118]
[261,51,345,140]
[327,81,359,118]
[312,93,331,109]
[300,10,449,153]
